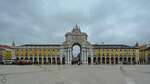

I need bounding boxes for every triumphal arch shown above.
[12,25,139,64]
[62,25,93,64]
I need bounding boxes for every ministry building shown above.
[1,25,140,65]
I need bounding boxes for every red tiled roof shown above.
[0,44,12,49]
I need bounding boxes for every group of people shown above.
[71,57,81,65]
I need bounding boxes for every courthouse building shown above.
[2,25,140,64]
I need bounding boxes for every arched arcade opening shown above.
[72,43,82,64]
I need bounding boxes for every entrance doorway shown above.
[62,57,65,64]
[88,57,91,64]
[72,43,81,64]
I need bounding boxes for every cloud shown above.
[0,0,150,46]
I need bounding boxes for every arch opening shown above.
[72,43,82,65]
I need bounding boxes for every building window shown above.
[107,49,109,52]
[107,53,109,56]
[57,49,60,56]
[25,48,27,51]
[124,49,126,55]
[98,53,100,56]
[39,52,41,56]
[43,48,46,51]
[120,53,122,56]
[94,49,96,56]
[30,48,32,56]
[88,49,90,56]
[21,53,23,56]
[111,53,113,56]
[39,48,41,51]
[128,49,130,56]
[16,48,18,52]
[25,52,27,56]
[35,52,37,56]
[16,53,18,56]
[21,48,23,51]
[44,51,46,56]
[116,49,118,56]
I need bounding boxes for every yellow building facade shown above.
[1,25,141,65]
[139,45,150,64]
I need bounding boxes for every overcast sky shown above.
[0,0,150,46]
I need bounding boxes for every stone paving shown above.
[0,65,150,84]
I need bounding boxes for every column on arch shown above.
[90,49,93,64]
[82,49,84,64]
[86,49,88,64]
[67,49,69,64]
[83,49,86,64]
[68,48,71,64]
[81,49,83,63]
[69,48,72,64]
[65,49,68,64]
[64,49,67,64]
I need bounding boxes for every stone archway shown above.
[34,57,37,64]
[128,57,131,64]
[62,57,65,64]
[98,57,101,64]
[102,57,105,64]
[115,57,118,64]
[52,57,55,64]
[48,57,51,64]
[111,57,114,64]
[57,57,60,64]
[61,24,93,64]
[88,57,91,64]
[72,43,82,64]
[39,57,42,64]
[93,57,96,64]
